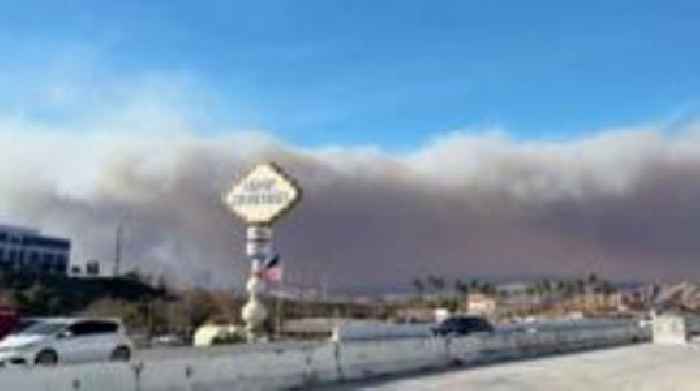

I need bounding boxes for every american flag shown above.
[262,254,282,282]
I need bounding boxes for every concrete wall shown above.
[0,321,650,391]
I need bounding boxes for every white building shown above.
[0,225,71,274]
[467,293,497,316]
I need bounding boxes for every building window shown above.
[0,228,71,274]
[55,256,67,273]
[0,248,8,268]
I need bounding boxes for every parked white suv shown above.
[0,318,133,367]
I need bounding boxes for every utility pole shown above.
[275,291,283,340]
[321,274,329,302]
[114,222,123,277]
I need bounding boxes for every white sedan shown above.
[0,318,133,367]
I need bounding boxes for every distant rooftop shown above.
[0,224,40,235]
[0,224,69,242]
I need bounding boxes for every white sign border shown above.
[223,161,302,226]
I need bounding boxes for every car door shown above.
[477,319,494,333]
[460,318,482,335]
[54,322,94,363]
[62,321,110,363]
[89,321,120,361]
[443,318,460,335]
[466,318,493,336]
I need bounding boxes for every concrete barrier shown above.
[0,363,134,390]
[305,343,342,384]
[0,320,650,391]
[136,344,335,391]
[447,321,646,368]
[335,337,447,380]
[653,315,688,345]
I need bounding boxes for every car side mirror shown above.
[57,330,73,339]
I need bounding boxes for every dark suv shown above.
[432,316,495,337]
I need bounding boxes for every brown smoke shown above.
[2,123,700,292]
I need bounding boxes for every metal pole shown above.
[114,222,123,277]
[241,226,272,342]
[275,292,282,340]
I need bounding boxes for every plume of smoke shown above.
[2,117,700,292]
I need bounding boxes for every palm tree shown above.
[469,279,481,293]
[587,272,599,286]
[434,277,446,292]
[412,278,425,300]
[482,281,496,295]
[541,279,552,294]
[427,275,446,294]
[454,279,469,297]
[600,280,616,295]
[565,280,577,297]
[556,280,566,294]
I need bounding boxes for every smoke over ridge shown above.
[3,121,700,292]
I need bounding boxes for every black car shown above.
[431,316,495,337]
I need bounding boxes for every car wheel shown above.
[35,350,58,366]
[110,346,131,362]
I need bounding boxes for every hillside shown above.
[0,269,168,316]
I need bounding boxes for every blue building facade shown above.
[0,225,70,274]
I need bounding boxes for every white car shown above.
[0,318,133,367]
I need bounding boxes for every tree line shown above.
[411,273,618,300]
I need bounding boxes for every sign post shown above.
[224,162,301,342]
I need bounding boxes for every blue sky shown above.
[1,1,699,150]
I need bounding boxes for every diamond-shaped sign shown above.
[224,162,301,225]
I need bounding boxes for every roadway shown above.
[321,344,700,391]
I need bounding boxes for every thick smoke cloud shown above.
[2,121,700,293]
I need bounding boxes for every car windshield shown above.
[19,321,69,336]
[12,319,38,333]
